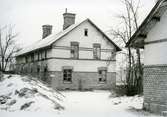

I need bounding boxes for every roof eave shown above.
[126,0,166,48]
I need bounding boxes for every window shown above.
[38,52,40,61]
[45,50,47,59]
[31,53,34,62]
[43,66,48,82]
[93,43,101,59]
[98,68,107,83]
[25,56,28,63]
[37,65,40,73]
[41,51,44,60]
[84,28,88,36]
[63,69,72,83]
[71,42,79,59]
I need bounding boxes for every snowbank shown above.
[0,74,64,112]
[0,75,161,117]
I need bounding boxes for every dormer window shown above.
[84,28,88,36]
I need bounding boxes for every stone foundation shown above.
[15,63,116,90]
[144,65,167,113]
[50,71,116,90]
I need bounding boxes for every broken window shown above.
[98,67,107,83]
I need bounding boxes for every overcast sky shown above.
[0,0,155,48]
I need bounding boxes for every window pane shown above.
[84,29,88,36]
[63,69,72,82]
[71,45,79,59]
[98,70,106,82]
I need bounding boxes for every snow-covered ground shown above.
[0,75,161,117]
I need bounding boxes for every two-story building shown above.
[126,0,167,114]
[16,11,121,90]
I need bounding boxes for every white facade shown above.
[49,20,116,72]
[15,18,120,90]
[144,10,167,65]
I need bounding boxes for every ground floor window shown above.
[63,69,72,83]
[98,67,107,83]
[37,65,40,73]
[42,66,48,82]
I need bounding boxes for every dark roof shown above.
[16,19,121,56]
[126,0,167,48]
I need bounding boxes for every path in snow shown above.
[59,91,161,117]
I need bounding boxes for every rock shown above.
[54,104,65,110]
[16,88,38,98]
[0,99,7,104]
[7,75,12,79]
[7,83,13,87]
[0,95,11,104]
[7,99,16,106]
[20,101,34,110]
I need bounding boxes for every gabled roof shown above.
[16,19,121,57]
[126,0,167,48]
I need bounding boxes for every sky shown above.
[0,0,155,48]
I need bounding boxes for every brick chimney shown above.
[42,25,52,39]
[63,9,76,30]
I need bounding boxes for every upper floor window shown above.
[93,43,101,59]
[45,50,47,59]
[31,53,34,62]
[38,52,40,61]
[98,67,107,83]
[84,28,88,36]
[71,42,79,59]
[25,56,28,63]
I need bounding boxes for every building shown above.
[15,11,121,90]
[126,0,167,113]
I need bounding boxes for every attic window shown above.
[84,28,88,36]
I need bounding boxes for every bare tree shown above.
[0,25,19,73]
[110,0,143,95]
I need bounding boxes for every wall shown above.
[47,59,116,72]
[51,71,116,90]
[142,9,167,113]
[144,10,167,65]
[51,48,114,60]
[53,20,115,50]
[143,65,167,113]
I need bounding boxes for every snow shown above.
[0,74,162,117]
[0,75,64,112]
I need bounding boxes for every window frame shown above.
[98,67,107,83]
[93,43,101,60]
[63,67,73,83]
[71,42,79,59]
[31,53,34,62]
[84,28,88,36]
[44,50,47,59]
